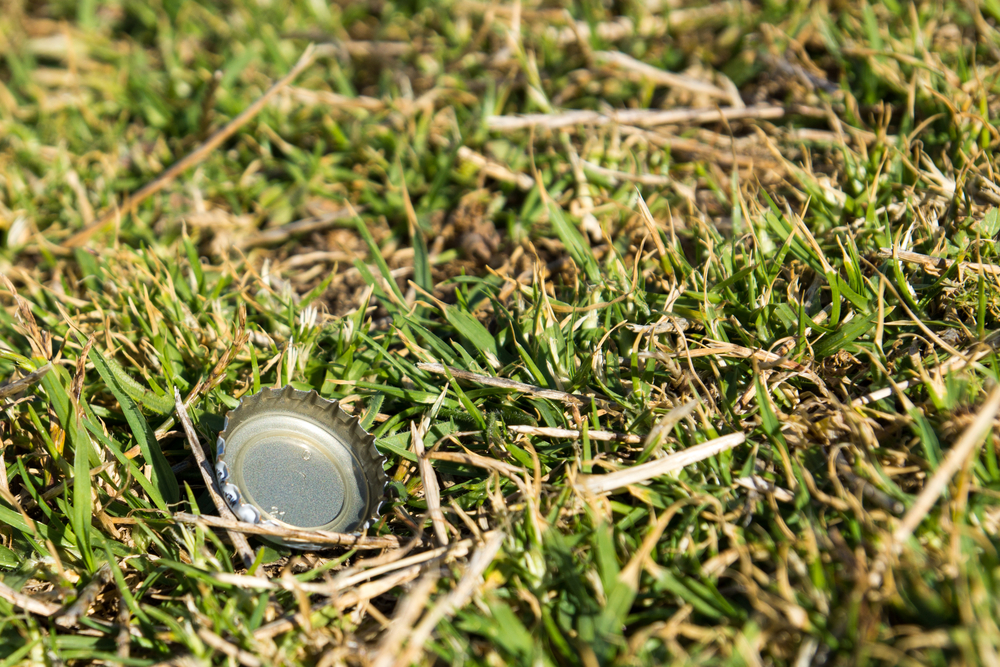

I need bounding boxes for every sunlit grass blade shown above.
[89,350,179,506]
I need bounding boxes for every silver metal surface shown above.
[215,386,386,547]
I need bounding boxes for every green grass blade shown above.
[90,351,179,506]
[69,407,95,571]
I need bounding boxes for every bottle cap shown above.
[214,386,386,547]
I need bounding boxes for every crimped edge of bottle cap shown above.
[214,385,386,547]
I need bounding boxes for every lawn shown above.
[1,0,1000,664]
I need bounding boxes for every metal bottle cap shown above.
[215,386,386,545]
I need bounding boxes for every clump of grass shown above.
[1,0,1000,664]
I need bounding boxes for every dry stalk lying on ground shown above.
[579,433,747,494]
[486,104,784,131]
[63,45,319,248]
[417,362,593,406]
[174,388,257,570]
[171,513,401,550]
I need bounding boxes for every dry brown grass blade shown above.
[877,246,1000,276]
[332,537,477,586]
[184,303,250,402]
[371,570,440,667]
[0,274,50,359]
[645,341,813,374]
[507,424,641,443]
[174,387,257,570]
[331,566,424,611]
[487,104,783,131]
[197,628,262,667]
[853,346,993,407]
[391,531,505,667]
[870,383,1000,587]
[427,451,531,498]
[621,125,785,172]
[0,362,50,399]
[171,512,400,550]
[54,562,112,628]
[22,459,128,513]
[579,432,746,494]
[584,161,675,186]
[250,567,426,641]
[417,362,590,406]
[155,304,249,437]
[457,146,535,190]
[413,420,450,546]
[594,51,731,100]
[868,256,968,361]
[213,536,481,593]
[735,476,795,503]
[0,580,62,617]
[63,45,318,248]
[235,209,356,249]
[426,450,525,477]
[894,383,1000,545]
[116,589,131,661]
[286,85,385,111]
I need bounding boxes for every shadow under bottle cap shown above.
[214,386,386,548]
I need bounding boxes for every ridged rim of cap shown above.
[214,385,386,547]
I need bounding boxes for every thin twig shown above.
[579,432,746,494]
[64,44,318,247]
[173,388,257,569]
[172,512,401,550]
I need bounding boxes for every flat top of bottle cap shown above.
[214,386,386,546]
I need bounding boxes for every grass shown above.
[1,0,1000,664]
